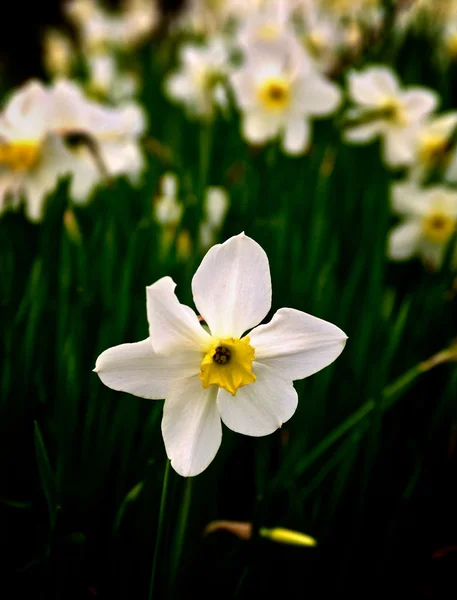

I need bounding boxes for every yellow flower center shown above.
[199,336,256,396]
[422,211,456,244]
[418,133,449,167]
[379,98,408,127]
[257,77,291,112]
[0,141,41,172]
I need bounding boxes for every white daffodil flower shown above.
[49,80,146,202]
[294,0,345,74]
[388,181,457,268]
[410,112,457,183]
[236,3,301,59]
[164,39,230,120]
[204,187,229,229]
[344,66,439,167]
[230,49,341,155]
[66,0,157,51]
[199,186,230,249]
[43,29,74,78]
[0,80,72,222]
[86,53,139,102]
[153,172,183,227]
[95,233,347,477]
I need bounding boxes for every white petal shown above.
[402,89,439,122]
[95,339,198,399]
[388,221,421,261]
[242,112,278,144]
[249,307,346,381]
[383,129,416,167]
[68,157,100,202]
[162,376,221,477]
[230,69,256,110]
[344,121,383,143]
[217,363,298,437]
[418,239,446,269]
[445,149,457,184]
[191,233,271,338]
[296,75,341,116]
[282,118,310,155]
[49,79,90,133]
[348,67,399,107]
[161,172,178,198]
[4,80,50,139]
[204,187,229,228]
[147,276,210,354]
[390,181,426,216]
[164,72,190,102]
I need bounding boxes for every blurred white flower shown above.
[86,53,139,101]
[95,233,347,476]
[87,53,117,97]
[237,2,301,58]
[231,47,341,154]
[154,172,183,227]
[443,21,457,59]
[164,39,230,120]
[66,0,158,51]
[344,66,439,167]
[66,0,115,51]
[294,0,345,74]
[0,81,71,222]
[388,181,457,268]
[43,29,74,78]
[204,187,229,228]
[49,80,146,203]
[410,112,457,183]
[0,78,147,220]
[199,186,230,249]
[173,0,269,36]
[117,0,159,48]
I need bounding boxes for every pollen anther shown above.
[213,346,231,364]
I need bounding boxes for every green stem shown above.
[199,122,213,192]
[148,459,171,600]
[168,478,193,590]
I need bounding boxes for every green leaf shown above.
[33,421,58,531]
[113,480,144,535]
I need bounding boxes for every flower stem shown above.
[168,477,193,591]
[148,458,171,600]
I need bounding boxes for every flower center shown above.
[0,141,41,172]
[257,77,290,112]
[199,336,256,396]
[379,98,408,127]
[422,211,456,244]
[418,133,449,168]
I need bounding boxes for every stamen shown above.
[213,346,231,365]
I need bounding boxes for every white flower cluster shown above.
[165,1,349,154]
[153,172,229,252]
[44,0,159,102]
[342,64,457,269]
[0,80,145,221]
